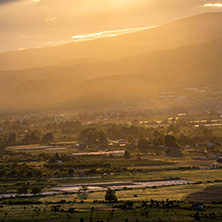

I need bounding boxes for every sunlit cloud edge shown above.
[18,26,156,50]
[203,3,222,8]
[71,26,156,42]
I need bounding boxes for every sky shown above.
[0,0,222,52]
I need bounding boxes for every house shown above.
[213,154,222,159]
[192,202,204,211]
[210,163,219,168]
[72,144,88,149]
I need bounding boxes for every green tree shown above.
[105,188,118,202]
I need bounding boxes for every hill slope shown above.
[0,38,221,112]
[0,12,222,70]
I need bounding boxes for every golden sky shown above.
[0,0,222,52]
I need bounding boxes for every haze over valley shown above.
[1,2,222,221]
[0,12,222,113]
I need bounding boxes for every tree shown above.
[138,136,149,153]
[17,185,28,194]
[68,168,74,175]
[166,124,180,134]
[177,133,192,145]
[105,188,118,202]
[164,134,177,147]
[78,185,88,200]
[98,130,108,145]
[127,136,135,148]
[132,119,139,125]
[153,138,160,147]
[8,133,16,144]
[79,128,99,145]
[23,132,39,144]
[152,129,164,145]
[26,171,33,178]
[124,151,131,159]
[79,128,108,146]
[31,187,42,195]
[47,157,57,164]
[42,132,54,142]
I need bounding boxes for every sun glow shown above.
[71,26,156,42]
[203,3,222,8]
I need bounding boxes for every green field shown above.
[1,144,222,221]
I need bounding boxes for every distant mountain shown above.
[0,38,221,112]
[0,12,221,70]
[62,40,222,107]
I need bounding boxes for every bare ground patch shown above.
[185,185,222,202]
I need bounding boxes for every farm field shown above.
[1,113,222,221]
[1,148,222,221]
[1,3,222,221]
[0,199,222,222]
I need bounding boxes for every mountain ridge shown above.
[0,37,221,112]
[0,12,222,71]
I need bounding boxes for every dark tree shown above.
[79,128,99,145]
[23,132,39,144]
[8,133,16,143]
[17,185,28,194]
[166,124,180,134]
[124,151,131,159]
[55,153,60,160]
[31,187,42,195]
[164,134,177,147]
[47,157,57,164]
[68,168,74,175]
[152,129,164,145]
[127,136,135,143]
[153,138,160,147]
[26,171,33,178]
[138,136,149,153]
[79,128,107,145]
[105,188,118,202]
[42,132,54,142]
[99,130,108,145]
